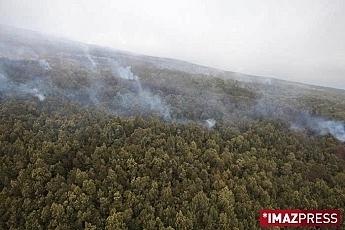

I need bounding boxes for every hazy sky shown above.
[1,0,345,89]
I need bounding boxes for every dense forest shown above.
[1,98,344,229]
[1,26,345,229]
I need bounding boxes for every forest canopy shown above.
[0,99,344,229]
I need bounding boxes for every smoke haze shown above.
[291,113,345,142]
[0,44,344,142]
[111,61,171,120]
[1,0,345,89]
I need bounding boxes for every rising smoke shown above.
[38,59,51,71]
[291,112,345,142]
[0,66,47,101]
[1,43,344,142]
[205,118,216,128]
[116,65,139,81]
[252,96,345,142]
[81,45,99,72]
[111,60,171,120]
[18,83,46,101]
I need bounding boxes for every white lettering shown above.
[299,213,306,223]
[282,214,291,223]
[330,213,338,224]
[307,213,314,223]
[290,213,298,223]
[323,213,330,224]
[315,213,322,223]
[272,213,281,223]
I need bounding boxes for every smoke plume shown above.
[291,112,345,142]
[0,72,47,101]
[111,60,171,120]
[38,59,51,71]
[205,118,216,128]
[83,45,97,71]
[252,96,345,142]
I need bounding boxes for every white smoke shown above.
[86,54,97,70]
[0,70,46,101]
[205,118,216,128]
[251,97,287,119]
[15,81,46,101]
[0,72,8,84]
[0,72,13,93]
[111,61,171,120]
[252,97,345,142]
[116,90,171,120]
[0,72,10,96]
[38,59,51,71]
[27,88,46,101]
[291,113,345,142]
[262,78,272,85]
[83,45,97,71]
[138,90,171,120]
[117,65,139,81]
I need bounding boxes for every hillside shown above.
[0,26,345,229]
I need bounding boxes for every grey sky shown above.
[1,0,344,89]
